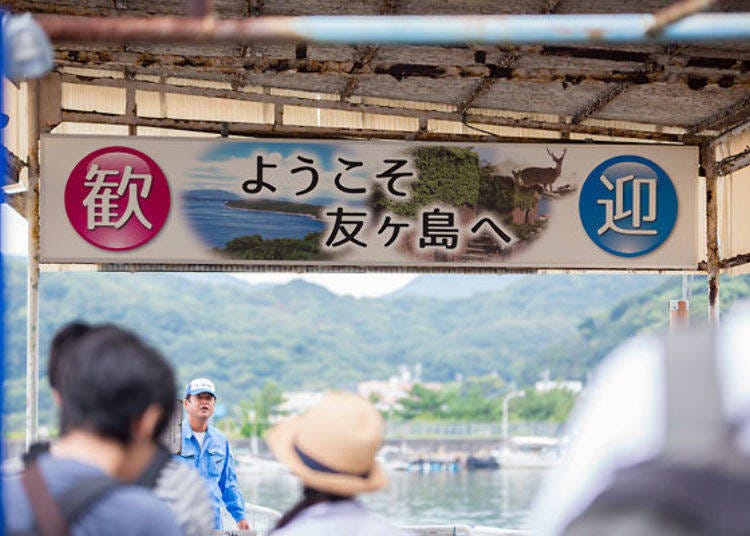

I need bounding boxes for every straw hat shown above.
[266,391,388,496]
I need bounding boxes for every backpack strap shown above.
[22,442,51,468]
[21,463,72,536]
[57,475,120,525]
[135,446,172,489]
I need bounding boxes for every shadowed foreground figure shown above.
[3,324,184,536]
[267,391,411,536]
[534,305,750,536]
[23,322,212,536]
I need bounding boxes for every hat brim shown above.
[266,416,388,497]
[187,389,216,397]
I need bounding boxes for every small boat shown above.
[406,457,461,473]
[492,436,563,469]
[465,455,500,470]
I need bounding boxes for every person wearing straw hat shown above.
[266,391,409,535]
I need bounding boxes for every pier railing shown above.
[385,420,564,440]
[403,526,531,535]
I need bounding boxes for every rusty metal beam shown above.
[3,146,26,185]
[339,77,360,102]
[273,103,283,126]
[91,262,690,274]
[571,83,630,124]
[247,0,263,17]
[688,94,750,134]
[4,189,28,218]
[702,142,720,325]
[380,0,400,14]
[340,40,381,101]
[458,77,498,116]
[717,145,750,175]
[647,0,719,35]
[712,119,750,149]
[542,0,564,14]
[51,50,750,88]
[26,80,41,449]
[722,253,750,270]
[125,70,137,135]
[62,109,677,144]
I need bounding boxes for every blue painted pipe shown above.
[37,12,750,45]
[288,14,750,44]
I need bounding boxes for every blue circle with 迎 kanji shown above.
[579,155,678,258]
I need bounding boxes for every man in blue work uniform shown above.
[179,378,249,530]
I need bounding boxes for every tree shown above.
[240,380,284,437]
[379,147,482,217]
[510,388,577,423]
[446,375,506,420]
[396,384,447,420]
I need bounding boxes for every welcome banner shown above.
[41,135,700,270]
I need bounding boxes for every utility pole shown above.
[502,390,525,442]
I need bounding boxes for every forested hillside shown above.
[526,275,750,382]
[6,257,748,432]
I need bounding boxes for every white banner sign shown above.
[40,135,700,269]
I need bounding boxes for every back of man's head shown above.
[58,324,176,445]
[48,321,92,391]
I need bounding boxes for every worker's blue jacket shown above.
[177,421,246,529]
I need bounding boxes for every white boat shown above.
[235,453,290,475]
[492,436,563,469]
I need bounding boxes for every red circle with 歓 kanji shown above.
[64,146,171,251]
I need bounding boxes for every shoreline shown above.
[222,200,324,222]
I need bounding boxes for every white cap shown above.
[185,377,216,398]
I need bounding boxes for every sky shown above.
[1,205,417,298]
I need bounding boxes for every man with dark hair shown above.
[47,321,91,397]
[21,322,92,466]
[4,324,184,535]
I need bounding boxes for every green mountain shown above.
[385,274,527,300]
[5,257,745,433]
[526,275,750,382]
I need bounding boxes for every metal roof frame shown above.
[4,0,750,445]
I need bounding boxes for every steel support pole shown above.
[25,80,41,448]
[702,143,720,326]
[669,299,690,330]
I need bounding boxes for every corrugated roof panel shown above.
[52,122,129,135]
[596,83,750,127]
[62,83,125,114]
[283,105,418,132]
[428,119,561,139]
[136,126,218,137]
[375,46,477,66]
[356,75,475,104]
[260,0,381,15]
[397,0,547,14]
[472,79,608,116]
[136,91,274,123]
[245,73,348,95]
